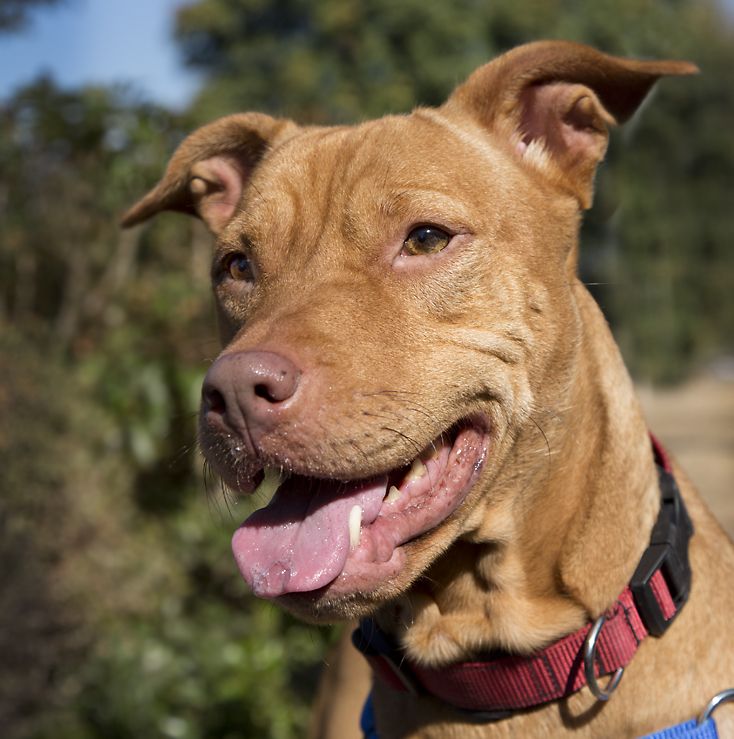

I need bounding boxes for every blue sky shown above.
[1,0,733,111]
[0,0,200,109]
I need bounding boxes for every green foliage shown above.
[608,21,734,381]
[1,2,733,738]
[0,80,331,738]
[176,0,499,122]
[29,495,333,739]
[0,329,134,737]
[0,79,191,349]
[174,0,725,123]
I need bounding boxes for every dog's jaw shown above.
[227,419,490,616]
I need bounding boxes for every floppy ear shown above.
[121,113,298,234]
[444,41,697,208]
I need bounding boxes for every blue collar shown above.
[360,692,726,739]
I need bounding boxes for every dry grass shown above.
[637,374,734,538]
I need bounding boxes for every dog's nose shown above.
[201,350,301,432]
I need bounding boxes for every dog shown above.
[122,41,734,738]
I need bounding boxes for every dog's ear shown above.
[444,41,697,208]
[121,113,297,234]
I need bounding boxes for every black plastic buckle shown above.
[630,465,693,636]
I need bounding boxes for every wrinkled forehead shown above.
[227,111,513,247]
[264,113,470,186]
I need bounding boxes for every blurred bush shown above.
[0,80,334,738]
[1,1,732,737]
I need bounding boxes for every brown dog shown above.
[123,41,734,738]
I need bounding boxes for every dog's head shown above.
[123,42,694,621]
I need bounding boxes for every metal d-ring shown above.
[583,615,624,701]
[698,688,734,725]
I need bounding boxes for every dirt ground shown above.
[637,373,734,538]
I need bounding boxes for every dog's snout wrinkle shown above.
[202,350,301,438]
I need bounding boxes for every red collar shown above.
[352,435,693,718]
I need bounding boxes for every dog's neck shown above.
[378,281,660,666]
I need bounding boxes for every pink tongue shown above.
[232,476,387,598]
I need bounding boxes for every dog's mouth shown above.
[231,419,489,600]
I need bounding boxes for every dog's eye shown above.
[223,252,253,282]
[402,226,451,256]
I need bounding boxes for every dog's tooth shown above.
[253,466,286,502]
[406,458,427,482]
[385,485,401,504]
[348,505,362,549]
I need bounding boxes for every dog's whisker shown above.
[529,414,553,488]
[347,438,371,469]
